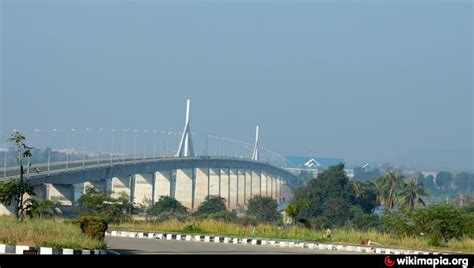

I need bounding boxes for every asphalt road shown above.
[106,236,359,255]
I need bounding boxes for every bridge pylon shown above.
[251,125,259,161]
[176,99,195,157]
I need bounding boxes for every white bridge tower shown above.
[176,99,195,157]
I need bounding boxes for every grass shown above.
[0,216,106,249]
[111,219,474,253]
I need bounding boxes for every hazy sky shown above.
[1,0,472,171]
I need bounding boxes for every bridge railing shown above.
[0,128,294,178]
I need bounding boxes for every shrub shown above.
[194,196,227,216]
[201,210,237,222]
[183,223,203,233]
[412,204,465,243]
[149,196,188,216]
[75,216,108,240]
[150,211,190,222]
[246,196,280,223]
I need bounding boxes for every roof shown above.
[285,156,344,169]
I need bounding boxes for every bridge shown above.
[0,100,295,214]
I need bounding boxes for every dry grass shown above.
[112,219,474,253]
[0,216,106,249]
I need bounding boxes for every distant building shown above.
[284,156,345,177]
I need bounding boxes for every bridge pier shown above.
[154,171,171,202]
[84,181,107,192]
[237,169,245,206]
[220,168,230,207]
[209,168,220,196]
[245,170,252,204]
[251,170,261,198]
[261,171,268,197]
[46,183,74,206]
[229,169,238,208]
[109,176,131,199]
[194,167,209,208]
[175,168,194,210]
[133,174,153,205]
[0,204,15,216]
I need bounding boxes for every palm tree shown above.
[351,181,364,199]
[26,199,58,219]
[399,178,428,210]
[374,171,404,210]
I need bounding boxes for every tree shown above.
[76,186,132,223]
[352,167,382,182]
[0,131,36,221]
[195,195,227,216]
[422,175,437,193]
[454,172,473,192]
[290,164,377,229]
[148,196,188,216]
[374,171,404,210]
[25,199,59,219]
[349,181,378,213]
[246,196,280,223]
[399,178,428,210]
[436,171,453,191]
[284,199,310,224]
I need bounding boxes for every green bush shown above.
[75,216,108,240]
[149,196,188,216]
[348,206,381,231]
[201,210,238,222]
[150,211,190,222]
[195,196,227,215]
[246,196,280,223]
[183,223,203,233]
[382,204,470,244]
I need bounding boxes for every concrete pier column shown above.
[33,184,47,200]
[276,179,282,202]
[0,204,14,216]
[155,170,172,201]
[245,170,252,203]
[261,171,268,197]
[251,170,261,198]
[220,168,230,207]
[273,177,279,199]
[109,177,131,199]
[175,168,194,210]
[237,169,245,206]
[83,181,107,192]
[194,167,209,208]
[46,184,74,206]
[133,173,154,205]
[229,168,238,209]
[269,176,274,199]
[209,168,220,196]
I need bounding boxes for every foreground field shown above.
[0,216,106,250]
[112,219,474,253]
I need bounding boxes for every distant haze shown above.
[1,1,472,171]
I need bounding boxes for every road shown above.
[106,236,359,254]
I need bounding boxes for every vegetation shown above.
[74,215,108,240]
[0,216,106,249]
[147,196,189,221]
[289,164,378,229]
[399,178,428,210]
[76,186,132,223]
[111,218,474,253]
[246,196,280,223]
[25,199,61,219]
[0,131,37,221]
[193,196,237,221]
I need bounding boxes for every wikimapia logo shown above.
[384,256,470,268]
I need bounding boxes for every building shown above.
[284,156,345,176]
